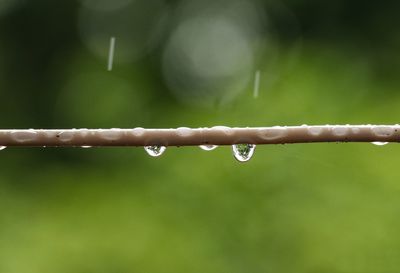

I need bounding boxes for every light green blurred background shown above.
[0,0,400,272]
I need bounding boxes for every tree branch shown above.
[0,125,398,147]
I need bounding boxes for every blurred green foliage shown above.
[0,0,400,272]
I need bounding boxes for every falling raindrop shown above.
[232,144,256,162]
[144,145,166,157]
[0,146,6,150]
[108,36,116,71]
[253,70,260,98]
[199,145,218,151]
[371,142,388,146]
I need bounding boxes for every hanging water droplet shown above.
[232,144,256,162]
[199,145,218,151]
[0,146,6,150]
[371,142,388,146]
[81,146,92,148]
[144,146,166,157]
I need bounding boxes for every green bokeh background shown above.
[1,0,400,272]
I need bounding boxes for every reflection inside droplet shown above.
[232,144,256,162]
[144,145,166,157]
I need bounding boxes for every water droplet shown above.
[100,128,121,140]
[11,129,37,143]
[351,127,361,134]
[371,142,388,146]
[199,145,218,151]
[332,126,348,136]
[132,127,145,137]
[176,127,193,137]
[144,146,166,157]
[372,126,394,137]
[79,128,90,137]
[232,144,256,162]
[212,126,234,136]
[0,146,6,150]
[308,126,324,136]
[58,130,75,142]
[257,127,287,140]
[81,146,92,148]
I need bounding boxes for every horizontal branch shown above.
[0,125,398,147]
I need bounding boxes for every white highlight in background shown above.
[107,37,116,71]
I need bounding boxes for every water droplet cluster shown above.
[142,144,257,162]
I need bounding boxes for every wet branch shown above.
[0,125,398,147]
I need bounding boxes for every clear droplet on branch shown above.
[199,145,218,151]
[144,146,166,157]
[371,142,388,146]
[232,144,256,162]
